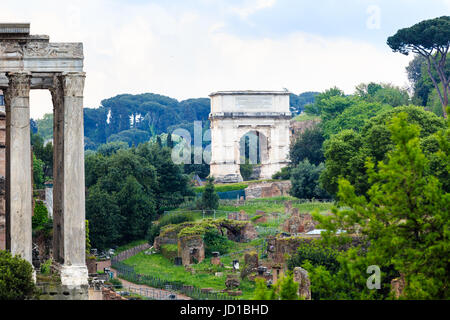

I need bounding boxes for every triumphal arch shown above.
[0,24,88,290]
[209,91,291,183]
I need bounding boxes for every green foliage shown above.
[287,241,340,274]
[203,229,232,257]
[108,278,123,289]
[32,202,50,231]
[97,141,129,156]
[267,272,299,300]
[85,141,193,250]
[304,87,345,116]
[355,82,410,107]
[85,220,92,254]
[272,166,291,180]
[290,126,325,166]
[387,16,450,117]
[289,92,319,114]
[320,106,446,196]
[252,278,271,300]
[147,212,195,244]
[200,177,219,210]
[160,244,178,261]
[32,154,45,189]
[314,112,450,299]
[0,250,37,300]
[40,258,52,275]
[194,182,248,194]
[290,160,330,199]
[240,161,254,181]
[35,113,53,141]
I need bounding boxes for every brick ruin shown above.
[245,180,292,200]
[282,208,319,234]
[293,267,311,300]
[178,236,205,266]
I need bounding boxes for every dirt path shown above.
[110,268,192,300]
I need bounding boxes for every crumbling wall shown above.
[282,209,319,234]
[245,181,291,199]
[178,236,205,266]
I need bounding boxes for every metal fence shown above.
[112,262,238,301]
[111,243,151,264]
[162,209,236,219]
[102,284,181,300]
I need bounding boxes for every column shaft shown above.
[51,72,88,287]
[4,72,32,264]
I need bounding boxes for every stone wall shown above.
[245,180,291,200]
[178,236,205,266]
[0,106,5,250]
[290,118,321,143]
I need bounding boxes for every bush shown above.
[272,167,291,180]
[240,163,254,181]
[290,160,331,200]
[40,258,52,275]
[0,250,37,300]
[287,241,340,274]
[200,178,219,210]
[203,229,232,257]
[161,244,178,262]
[108,278,123,289]
[147,212,195,244]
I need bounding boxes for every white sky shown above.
[1,0,448,119]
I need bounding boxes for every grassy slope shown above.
[122,197,334,299]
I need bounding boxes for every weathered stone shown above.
[228,210,249,221]
[209,91,291,183]
[293,267,311,300]
[1,24,88,291]
[282,211,318,234]
[245,181,292,199]
[179,236,205,266]
[391,274,406,299]
[4,72,33,265]
[225,274,240,289]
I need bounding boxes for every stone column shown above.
[51,72,88,288]
[4,72,33,265]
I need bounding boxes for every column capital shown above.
[61,72,86,98]
[4,72,31,102]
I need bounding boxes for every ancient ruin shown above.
[209,91,291,183]
[0,24,88,293]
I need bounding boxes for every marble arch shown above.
[209,91,292,183]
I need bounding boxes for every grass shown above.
[122,251,256,299]
[122,197,335,300]
[293,113,321,122]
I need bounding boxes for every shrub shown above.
[0,250,37,300]
[272,167,291,180]
[40,258,52,275]
[108,278,123,289]
[203,229,232,257]
[147,212,195,244]
[161,244,178,262]
[287,241,340,274]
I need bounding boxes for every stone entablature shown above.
[209,91,291,183]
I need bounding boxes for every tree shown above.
[200,177,219,210]
[290,126,325,166]
[253,278,271,300]
[32,154,45,189]
[320,106,446,196]
[167,132,173,148]
[0,250,37,300]
[388,16,450,118]
[304,87,345,116]
[86,185,122,250]
[290,160,330,199]
[314,112,450,299]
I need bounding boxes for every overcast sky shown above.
[1,0,449,119]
